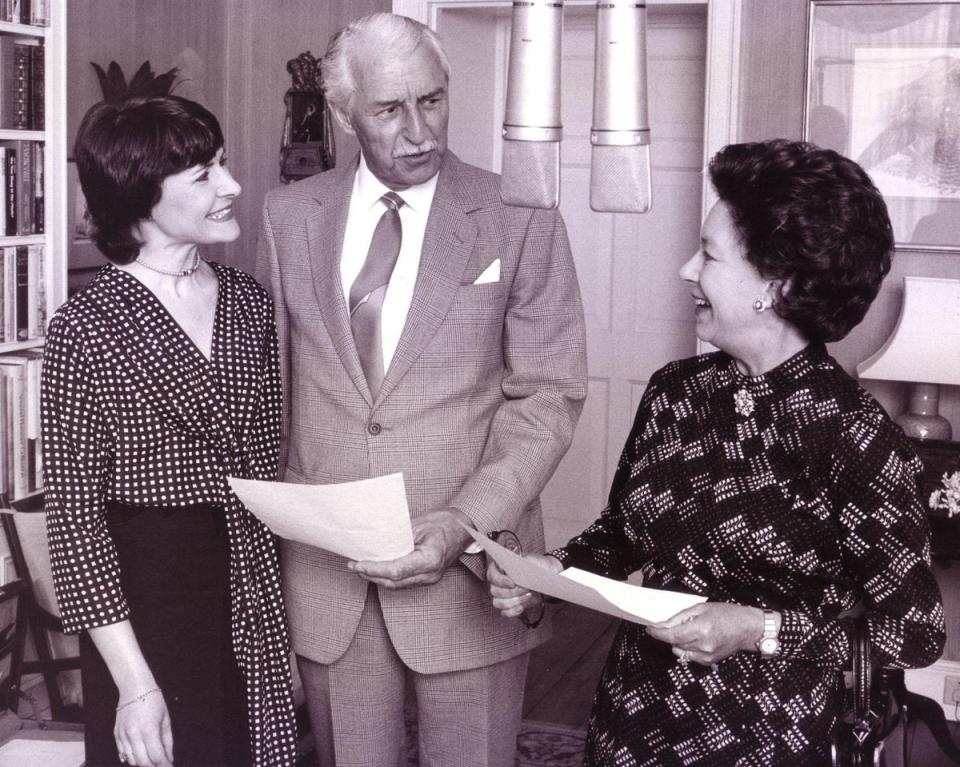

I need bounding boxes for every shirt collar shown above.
[355,152,439,215]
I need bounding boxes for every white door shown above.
[543,9,708,548]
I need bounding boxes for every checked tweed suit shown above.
[255,151,587,675]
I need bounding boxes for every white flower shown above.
[929,470,960,518]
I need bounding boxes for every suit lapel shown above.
[378,155,479,403]
[305,156,375,404]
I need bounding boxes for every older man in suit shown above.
[256,12,587,767]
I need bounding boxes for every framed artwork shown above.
[805,0,960,252]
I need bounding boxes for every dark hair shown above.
[73,95,224,264]
[709,139,893,343]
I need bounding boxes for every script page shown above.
[229,473,414,561]
[467,525,705,625]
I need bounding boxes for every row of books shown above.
[0,347,42,502]
[0,37,43,130]
[0,140,42,234]
[0,0,49,27]
[1,243,44,343]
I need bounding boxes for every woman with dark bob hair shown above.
[41,95,296,766]
[489,139,945,766]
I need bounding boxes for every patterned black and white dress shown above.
[555,344,945,767]
[41,262,297,766]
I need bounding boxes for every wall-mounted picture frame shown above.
[804,0,960,252]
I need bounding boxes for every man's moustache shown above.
[395,142,438,158]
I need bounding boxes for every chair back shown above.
[0,508,82,710]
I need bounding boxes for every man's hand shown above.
[348,508,474,589]
[487,553,561,619]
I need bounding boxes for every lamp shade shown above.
[857,276,960,387]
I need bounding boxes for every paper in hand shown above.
[467,525,705,625]
[229,473,415,561]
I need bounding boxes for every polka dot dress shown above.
[554,344,946,767]
[41,262,297,766]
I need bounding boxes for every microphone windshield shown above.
[590,1,652,213]
[501,0,564,209]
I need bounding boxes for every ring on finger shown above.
[678,649,690,665]
[118,753,128,764]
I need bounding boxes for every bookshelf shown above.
[0,0,66,512]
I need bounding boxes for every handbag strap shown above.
[851,617,879,747]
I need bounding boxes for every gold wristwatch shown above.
[756,609,780,658]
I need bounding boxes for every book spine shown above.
[26,241,37,338]
[2,247,14,342]
[30,0,48,26]
[17,140,32,235]
[24,348,41,488]
[0,38,15,130]
[5,146,16,236]
[12,44,29,130]
[34,242,43,336]
[0,361,28,498]
[0,373,7,499]
[33,142,42,233]
[14,245,27,340]
[29,44,43,130]
[0,147,5,237]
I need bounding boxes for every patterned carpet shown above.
[296,709,587,766]
[404,711,586,767]
[513,720,587,767]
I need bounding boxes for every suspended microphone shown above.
[500,0,564,209]
[590,1,651,213]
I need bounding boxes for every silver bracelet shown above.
[116,686,162,713]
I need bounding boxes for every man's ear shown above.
[331,105,356,137]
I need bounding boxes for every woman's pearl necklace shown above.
[135,250,202,277]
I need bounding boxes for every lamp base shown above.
[896,382,953,441]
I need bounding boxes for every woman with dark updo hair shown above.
[41,95,296,766]
[489,139,945,766]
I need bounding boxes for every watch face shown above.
[760,637,780,655]
[491,530,523,555]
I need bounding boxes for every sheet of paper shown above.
[229,473,414,561]
[0,737,84,767]
[466,526,706,625]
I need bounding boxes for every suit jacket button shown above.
[367,422,382,436]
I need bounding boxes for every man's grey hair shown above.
[321,13,451,112]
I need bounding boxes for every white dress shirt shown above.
[340,154,439,374]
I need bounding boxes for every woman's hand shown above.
[487,553,562,619]
[87,621,174,767]
[646,602,772,667]
[114,688,174,767]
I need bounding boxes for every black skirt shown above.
[81,502,250,767]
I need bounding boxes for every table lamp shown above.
[857,275,960,441]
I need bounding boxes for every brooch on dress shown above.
[734,388,755,417]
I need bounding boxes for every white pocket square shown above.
[473,259,501,285]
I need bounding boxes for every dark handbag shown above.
[832,618,902,766]
[832,619,960,767]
